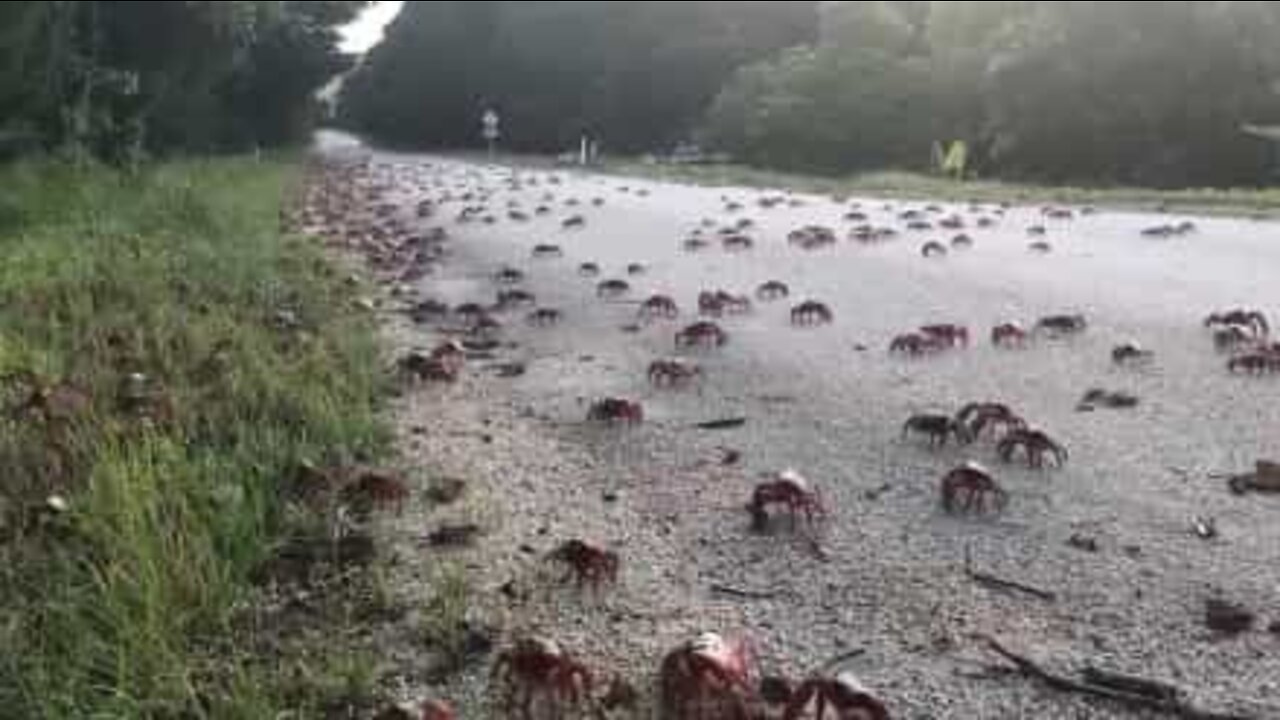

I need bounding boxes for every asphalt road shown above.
[333,136,1280,718]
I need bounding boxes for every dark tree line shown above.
[0,1,366,163]
[338,1,819,153]
[341,1,1280,187]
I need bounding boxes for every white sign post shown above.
[482,109,500,160]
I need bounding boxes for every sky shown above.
[339,1,405,54]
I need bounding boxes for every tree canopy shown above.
[341,1,1280,187]
[0,1,367,162]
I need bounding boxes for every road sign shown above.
[482,110,500,141]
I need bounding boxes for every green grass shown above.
[603,161,1280,217]
[0,156,388,718]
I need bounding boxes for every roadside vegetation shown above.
[0,156,388,719]
[606,162,1280,217]
[342,1,1280,190]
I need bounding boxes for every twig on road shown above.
[709,583,779,601]
[964,547,1057,602]
[976,635,1259,720]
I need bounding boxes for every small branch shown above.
[977,635,1258,720]
[964,547,1056,602]
[709,583,778,601]
[819,648,867,673]
[695,417,748,431]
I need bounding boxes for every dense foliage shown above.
[342,1,1280,187]
[0,1,366,162]
[338,1,819,153]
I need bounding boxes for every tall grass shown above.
[0,157,387,718]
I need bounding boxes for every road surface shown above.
[324,137,1280,718]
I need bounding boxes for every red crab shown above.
[649,359,702,387]
[902,414,971,446]
[526,308,563,327]
[921,241,948,258]
[677,322,729,349]
[991,323,1029,348]
[640,295,680,320]
[956,402,1026,439]
[660,633,757,720]
[492,638,592,720]
[997,428,1068,469]
[756,281,791,302]
[587,398,644,425]
[597,279,631,299]
[941,463,1007,515]
[547,540,619,589]
[920,324,969,348]
[783,672,891,720]
[1205,309,1269,338]
[791,301,834,327]
[748,470,826,532]
[1228,353,1280,375]
[889,333,945,356]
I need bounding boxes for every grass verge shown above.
[603,161,1280,217]
[0,156,388,719]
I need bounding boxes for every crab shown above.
[1214,325,1254,352]
[469,313,503,340]
[700,291,752,317]
[684,237,711,253]
[494,267,526,285]
[889,333,945,356]
[991,323,1029,348]
[1028,241,1053,254]
[920,324,970,348]
[454,302,489,324]
[399,350,460,384]
[526,308,563,327]
[791,301,834,326]
[579,262,601,277]
[788,226,838,250]
[627,263,648,277]
[1035,314,1088,336]
[723,234,755,252]
[562,215,587,229]
[496,289,537,310]
[1112,342,1155,365]
[921,241,948,258]
[639,295,680,320]
[902,414,971,446]
[748,470,826,532]
[677,322,729,349]
[597,279,631,299]
[956,402,1026,439]
[1228,353,1280,375]
[341,468,410,515]
[587,398,644,425]
[783,672,891,720]
[660,633,757,720]
[907,221,934,232]
[951,234,975,250]
[939,216,966,231]
[1205,309,1269,338]
[492,638,592,720]
[998,428,1068,469]
[757,281,791,302]
[547,540,619,589]
[941,463,1007,515]
[649,359,701,387]
[532,244,564,259]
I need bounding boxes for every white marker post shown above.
[482,109,500,160]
